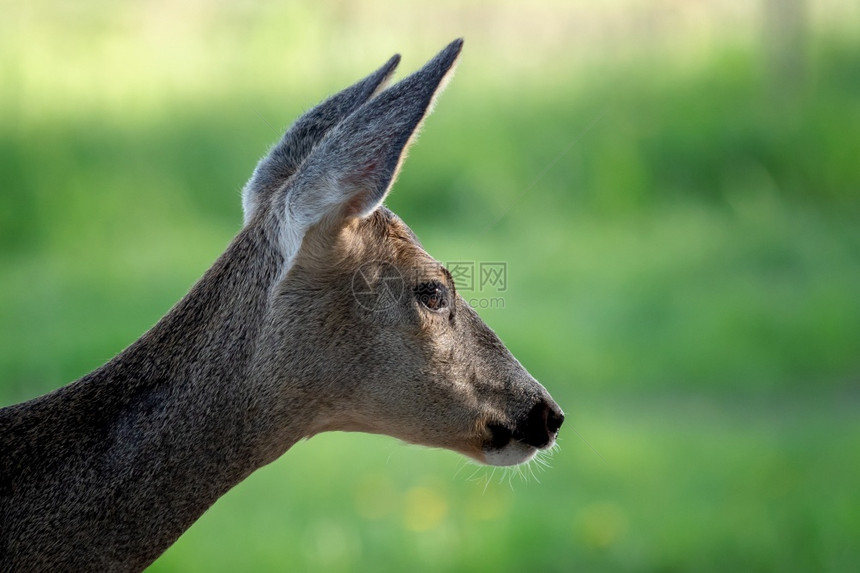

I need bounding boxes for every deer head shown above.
[242,39,564,466]
[0,39,567,571]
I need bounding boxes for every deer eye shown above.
[414,281,449,312]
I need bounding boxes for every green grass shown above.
[2,2,860,571]
[146,394,860,572]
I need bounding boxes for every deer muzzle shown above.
[483,396,564,466]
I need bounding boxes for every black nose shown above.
[514,400,565,449]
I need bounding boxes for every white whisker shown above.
[451,458,470,481]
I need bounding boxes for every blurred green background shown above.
[2,0,859,571]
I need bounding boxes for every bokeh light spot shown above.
[353,472,397,520]
[575,501,629,549]
[403,486,449,532]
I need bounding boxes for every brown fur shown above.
[0,40,562,571]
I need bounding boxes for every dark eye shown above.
[414,281,449,312]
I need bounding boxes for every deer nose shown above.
[514,399,565,449]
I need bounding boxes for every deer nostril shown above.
[547,408,564,435]
[486,422,513,450]
[514,400,563,449]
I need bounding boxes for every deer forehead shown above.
[297,208,442,279]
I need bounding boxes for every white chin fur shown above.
[483,441,538,467]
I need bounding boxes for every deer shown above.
[0,39,564,571]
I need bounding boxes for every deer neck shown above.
[0,221,310,570]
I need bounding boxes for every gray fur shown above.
[0,39,563,571]
[242,54,401,222]
[285,38,464,225]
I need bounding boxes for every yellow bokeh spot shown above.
[403,486,449,532]
[353,473,397,520]
[575,502,629,549]
[465,486,511,521]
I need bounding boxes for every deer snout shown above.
[513,399,565,449]
[482,397,564,466]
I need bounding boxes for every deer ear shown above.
[242,54,401,224]
[284,39,463,231]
